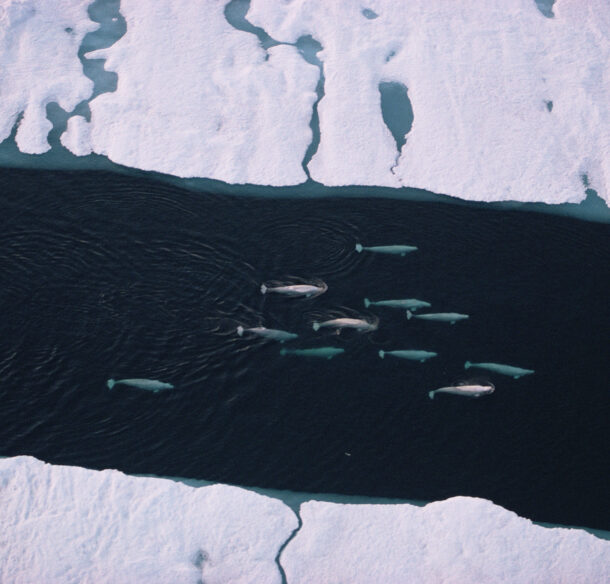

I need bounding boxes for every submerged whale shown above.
[107,378,174,392]
[280,347,344,359]
[429,382,495,399]
[364,298,431,311]
[237,326,298,343]
[379,349,437,362]
[407,310,469,324]
[313,317,378,333]
[465,361,534,379]
[355,243,417,256]
[260,282,327,297]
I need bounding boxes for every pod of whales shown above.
[260,282,327,297]
[364,298,431,311]
[355,243,418,256]
[465,361,534,379]
[312,317,378,333]
[429,382,495,399]
[379,349,437,362]
[237,326,298,343]
[280,347,344,359]
[107,378,174,392]
[407,310,469,324]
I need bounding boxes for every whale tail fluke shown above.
[406,310,413,320]
[364,298,371,308]
[378,350,385,359]
[312,321,321,331]
[107,379,116,390]
[464,361,472,370]
[428,391,435,399]
[260,283,267,294]
[237,326,244,336]
[355,243,363,253]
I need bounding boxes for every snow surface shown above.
[0,0,97,154]
[62,0,319,186]
[2,456,609,584]
[0,456,296,584]
[284,498,610,584]
[248,0,609,204]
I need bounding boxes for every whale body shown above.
[280,347,344,359]
[260,282,327,297]
[464,361,535,379]
[355,243,417,256]
[364,298,431,311]
[379,349,437,362]
[429,382,495,399]
[107,378,174,392]
[237,326,298,343]
[313,317,377,333]
[407,310,469,324]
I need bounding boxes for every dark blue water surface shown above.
[0,168,608,529]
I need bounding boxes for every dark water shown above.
[0,168,608,529]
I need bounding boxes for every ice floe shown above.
[283,498,610,583]
[0,456,296,584]
[0,0,97,154]
[1,456,609,583]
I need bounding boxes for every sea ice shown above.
[248,0,609,204]
[282,498,610,583]
[61,0,319,186]
[0,456,296,584]
[0,0,97,154]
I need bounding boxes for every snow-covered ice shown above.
[1,456,609,583]
[62,0,319,186]
[0,0,97,154]
[0,456,296,584]
[283,498,610,584]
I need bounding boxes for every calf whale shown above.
[313,317,378,333]
[379,349,437,362]
[429,382,495,399]
[407,310,469,324]
[464,361,534,379]
[355,243,418,256]
[107,378,174,392]
[364,298,431,311]
[280,347,344,359]
[237,326,298,343]
[260,281,327,298]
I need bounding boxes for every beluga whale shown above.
[355,243,417,256]
[237,326,298,343]
[280,347,344,359]
[313,316,378,333]
[429,382,495,399]
[407,310,469,324]
[260,279,327,298]
[107,378,174,392]
[364,298,431,311]
[379,349,437,362]
[464,361,534,379]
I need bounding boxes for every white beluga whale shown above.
[407,310,469,324]
[379,349,437,362]
[107,378,174,392]
[355,243,417,256]
[260,280,327,298]
[364,298,431,311]
[464,361,535,379]
[429,382,495,399]
[237,326,298,343]
[313,317,378,333]
[280,347,344,359]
